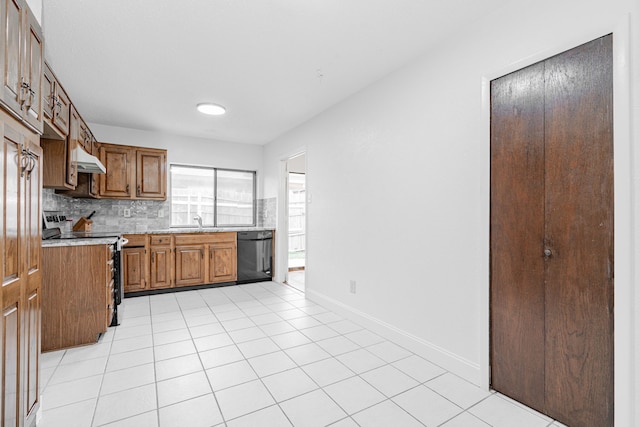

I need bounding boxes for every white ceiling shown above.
[42,0,507,145]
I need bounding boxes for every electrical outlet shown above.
[123,208,131,218]
[158,209,164,218]
[350,280,356,294]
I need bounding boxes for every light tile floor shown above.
[286,270,305,292]
[38,281,568,427]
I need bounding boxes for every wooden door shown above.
[2,117,25,427]
[99,144,133,198]
[1,0,26,118]
[89,137,99,197]
[122,247,147,292]
[175,245,205,286]
[22,138,40,421]
[208,243,237,283]
[52,79,70,137]
[490,35,613,427]
[136,149,166,199]
[42,63,54,121]
[22,6,42,132]
[150,246,172,289]
[66,106,80,187]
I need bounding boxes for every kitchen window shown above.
[170,165,256,227]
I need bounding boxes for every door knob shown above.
[544,249,552,258]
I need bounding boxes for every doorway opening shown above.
[285,153,306,291]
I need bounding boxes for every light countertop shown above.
[42,236,119,248]
[124,227,274,235]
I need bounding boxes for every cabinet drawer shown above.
[174,232,236,245]
[123,234,147,247]
[150,235,172,246]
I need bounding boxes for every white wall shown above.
[89,123,264,198]
[263,0,639,425]
[25,0,42,24]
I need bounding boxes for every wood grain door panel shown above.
[150,246,172,289]
[175,245,205,286]
[490,62,546,413]
[123,247,146,292]
[490,35,613,427]
[543,36,613,426]
[1,0,26,116]
[3,304,20,427]
[208,243,237,283]
[23,139,40,418]
[2,118,24,427]
[136,149,166,199]
[99,145,133,197]
[23,7,43,132]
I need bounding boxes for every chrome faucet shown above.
[193,214,203,231]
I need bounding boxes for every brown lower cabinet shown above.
[150,245,173,289]
[123,232,237,293]
[122,234,148,292]
[42,243,114,351]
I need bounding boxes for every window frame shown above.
[169,163,257,228]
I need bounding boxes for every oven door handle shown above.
[117,237,129,251]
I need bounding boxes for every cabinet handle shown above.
[200,248,204,258]
[20,79,29,107]
[126,184,130,194]
[137,185,141,195]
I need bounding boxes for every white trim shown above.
[276,159,289,284]
[306,289,481,382]
[480,15,634,427]
[275,148,307,286]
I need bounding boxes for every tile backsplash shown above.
[43,189,277,232]
[257,197,276,229]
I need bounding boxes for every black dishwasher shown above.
[237,231,273,284]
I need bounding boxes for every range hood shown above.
[74,146,106,174]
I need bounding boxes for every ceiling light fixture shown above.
[197,103,226,116]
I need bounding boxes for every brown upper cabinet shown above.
[0,0,44,134]
[99,143,167,200]
[137,149,167,199]
[42,104,82,189]
[55,109,100,198]
[42,62,71,140]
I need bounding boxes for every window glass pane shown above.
[170,166,215,226]
[216,169,255,226]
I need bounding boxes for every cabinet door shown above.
[66,106,80,187]
[175,245,205,286]
[123,247,147,292]
[23,139,40,421]
[2,117,26,427]
[1,0,27,116]
[150,246,173,289]
[89,137,99,196]
[136,149,166,199]
[208,243,237,283]
[52,80,70,137]
[99,144,133,198]
[22,6,43,132]
[42,63,54,121]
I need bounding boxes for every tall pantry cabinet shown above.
[1,0,44,426]
[1,111,42,427]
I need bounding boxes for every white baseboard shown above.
[306,289,483,387]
